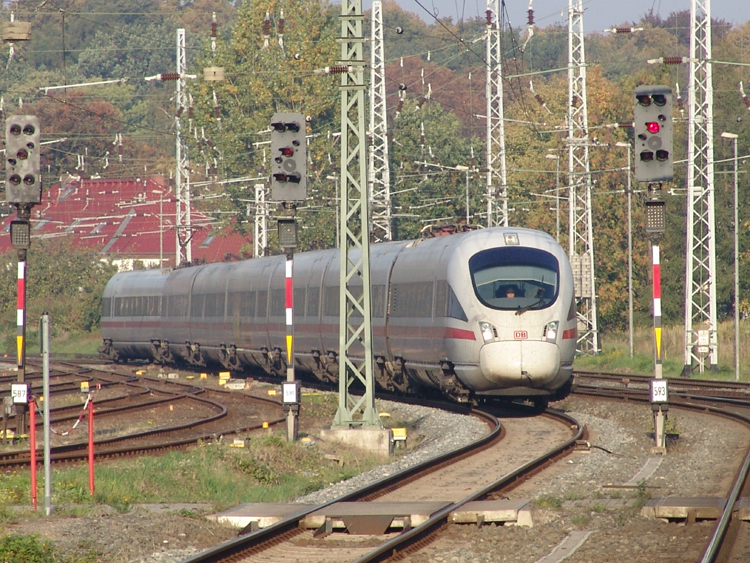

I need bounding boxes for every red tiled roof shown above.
[0,176,251,266]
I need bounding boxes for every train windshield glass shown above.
[469,247,559,312]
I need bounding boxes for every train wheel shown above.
[532,397,549,410]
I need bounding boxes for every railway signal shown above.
[5,115,41,205]
[270,112,306,202]
[634,86,673,183]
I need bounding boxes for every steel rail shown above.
[178,409,501,563]
[179,408,583,563]
[572,379,750,562]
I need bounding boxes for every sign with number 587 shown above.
[650,379,669,403]
[10,383,28,404]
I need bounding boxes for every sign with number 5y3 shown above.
[650,379,668,403]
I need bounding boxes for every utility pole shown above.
[175,28,192,266]
[567,0,598,354]
[683,0,718,375]
[368,0,392,242]
[485,0,508,228]
[253,183,269,258]
[332,0,380,428]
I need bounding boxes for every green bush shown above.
[0,534,55,563]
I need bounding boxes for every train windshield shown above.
[469,247,559,312]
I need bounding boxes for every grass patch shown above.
[0,434,383,512]
[575,321,750,380]
[533,495,562,509]
[570,513,590,527]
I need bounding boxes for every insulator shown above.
[278,18,284,34]
[396,100,404,112]
[534,93,545,106]
[160,73,180,81]
[263,19,271,36]
[416,96,426,109]
[188,106,194,119]
[527,9,534,26]
[614,27,633,33]
[324,65,348,74]
[211,22,217,37]
[176,107,184,118]
[214,106,220,118]
[662,57,684,65]
[486,10,492,26]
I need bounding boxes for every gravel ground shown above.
[2,395,748,563]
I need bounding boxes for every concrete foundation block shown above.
[319,427,393,458]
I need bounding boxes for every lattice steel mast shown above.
[368,0,392,242]
[175,28,192,265]
[485,0,508,227]
[567,0,598,354]
[332,0,379,427]
[253,183,268,258]
[683,0,718,374]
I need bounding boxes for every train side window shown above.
[101,297,112,318]
[238,291,255,317]
[324,286,339,316]
[447,286,468,321]
[567,295,576,321]
[307,287,320,317]
[256,290,268,318]
[294,288,306,317]
[391,282,433,318]
[372,285,386,318]
[270,288,285,316]
[434,280,468,321]
[191,294,205,318]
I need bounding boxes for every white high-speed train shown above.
[100,227,576,404]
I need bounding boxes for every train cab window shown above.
[469,247,559,312]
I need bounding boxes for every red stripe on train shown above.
[562,328,576,340]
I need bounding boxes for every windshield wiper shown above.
[515,284,545,316]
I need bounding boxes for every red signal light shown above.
[646,122,660,134]
[16,149,28,160]
[279,147,294,157]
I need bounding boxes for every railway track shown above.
[0,360,286,466]
[176,406,582,563]
[572,370,750,562]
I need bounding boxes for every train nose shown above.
[479,341,561,386]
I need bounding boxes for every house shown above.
[0,175,252,270]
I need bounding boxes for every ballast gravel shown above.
[2,394,748,563]
[294,401,489,505]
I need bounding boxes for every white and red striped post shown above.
[652,245,663,380]
[285,253,298,441]
[652,244,667,451]
[16,260,27,435]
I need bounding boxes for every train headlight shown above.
[543,321,559,343]
[479,321,496,343]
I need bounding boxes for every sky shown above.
[380,0,750,32]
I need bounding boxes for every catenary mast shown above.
[567,0,598,354]
[683,0,718,374]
